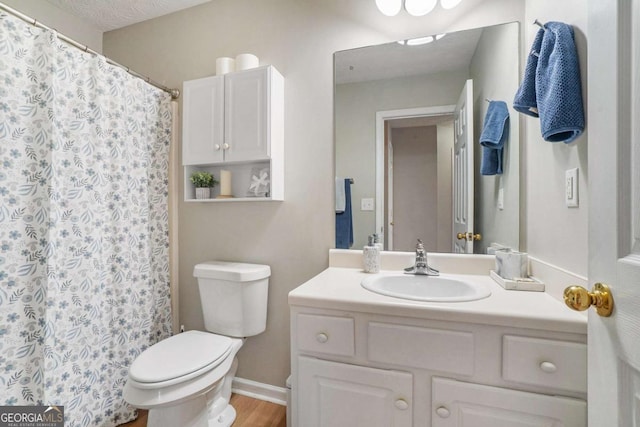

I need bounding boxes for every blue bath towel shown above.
[335,179,353,249]
[513,28,544,117]
[480,101,509,176]
[536,21,584,143]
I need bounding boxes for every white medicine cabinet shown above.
[182,65,284,201]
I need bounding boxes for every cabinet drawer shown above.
[502,335,587,393]
[368,322,474,375]
[297,314,355,357]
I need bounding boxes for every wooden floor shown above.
[118,394,286,427]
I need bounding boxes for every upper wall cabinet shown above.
[182,65,284,201]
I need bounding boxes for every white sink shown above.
[361,274,491,302]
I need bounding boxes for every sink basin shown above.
[361,274,491,302]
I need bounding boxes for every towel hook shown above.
[533,19,547,30]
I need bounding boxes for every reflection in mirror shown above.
[334,22,520,254]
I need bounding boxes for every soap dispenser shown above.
[363,234,380,274]
[373,233,384,251]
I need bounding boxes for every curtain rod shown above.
[0,2,180,99]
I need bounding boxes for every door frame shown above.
[375,105,455,249]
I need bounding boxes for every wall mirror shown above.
[334,22,520,254]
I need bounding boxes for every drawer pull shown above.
[223,143,230,150]
[540,361,557,373]
[435,406,451,418]
[316,333,329,343]
[394,399,409,410]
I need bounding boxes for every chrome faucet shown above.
[404,239,439,276]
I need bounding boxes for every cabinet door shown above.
[182,76,224,165]
[297,356,412,427]
[432,377,586,427]
[224,67,270,162]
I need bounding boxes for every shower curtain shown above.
[0,12,172,427]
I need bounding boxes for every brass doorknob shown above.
[456,232,482,241]
[563,283,614,317]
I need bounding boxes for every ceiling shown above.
[334,26,483,85]
[45,0,212,31]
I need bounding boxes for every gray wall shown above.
[100,0,577,389]
[523,0,588,277]
[2,0,103,52]
[470,23,520,253]
[391,126,438,252]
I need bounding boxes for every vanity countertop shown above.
[288,267,587,335]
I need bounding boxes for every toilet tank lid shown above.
[193,261,271,282]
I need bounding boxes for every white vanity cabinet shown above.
[290,307,587,427]
[182,65,284,201]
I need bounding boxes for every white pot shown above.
[195,187,211,199]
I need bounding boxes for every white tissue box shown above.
[495,250,528,280]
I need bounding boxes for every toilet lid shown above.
[129,330,233,384]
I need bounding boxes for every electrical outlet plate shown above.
[566,168,579,207]
[361,198,374,211]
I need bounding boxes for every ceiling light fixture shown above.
[404,0,437,16]
[375,0,402,16]
[376,0,462,16]
[405,36,434,45]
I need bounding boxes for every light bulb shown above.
[404,0,437,16]
[406,36,434,45]
[375,0,402,16]
[440,0,462,9]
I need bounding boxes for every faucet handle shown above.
[416,239,424,250]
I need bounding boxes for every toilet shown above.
[123,261,270,427]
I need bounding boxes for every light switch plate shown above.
[566,168,579,207]
[361,198,374,211]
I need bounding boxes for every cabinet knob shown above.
[316,333,328,343]
[223,143,230,150]
[215,144,221,151]
[394,399,409,410]
[539,361,557,373]
[435,406,451,418]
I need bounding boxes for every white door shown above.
[453,79,474,253]
[586,1,640,425]
[297,356,413,427]
[224,67,270,162]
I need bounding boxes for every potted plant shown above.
[190,171,218,199]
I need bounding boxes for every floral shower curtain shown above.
[0,12,172,427]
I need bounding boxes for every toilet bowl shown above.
[123,261,270,427]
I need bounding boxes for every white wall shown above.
[335,70,468,249]
[2,0,103,52]
[470,22,520,253]
[523,0,588,276]
[104,0,527,388]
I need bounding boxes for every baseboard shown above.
[232,377,287,406]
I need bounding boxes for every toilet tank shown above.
[193,261,270,337]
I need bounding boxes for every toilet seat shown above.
[128,330,233,389]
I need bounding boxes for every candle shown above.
[220,170,232,196]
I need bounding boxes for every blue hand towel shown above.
[536,22,584,143]
[513,28,544,117]
[335,179,353,249]
[480,101,509,176]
